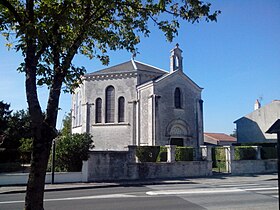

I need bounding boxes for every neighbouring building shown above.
[204,133,236,146]
[234,100,280,143]
[72,44,204,151]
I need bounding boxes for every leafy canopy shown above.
[0,0,220,92]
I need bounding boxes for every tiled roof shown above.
[85,60,167,76]
[204,133,237,142]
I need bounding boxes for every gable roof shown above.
[85,60,167,77]
[154,69,203,91]
[234,100,280,123]
[204,133,237,142]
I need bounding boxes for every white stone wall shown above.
[138,84,154,145]
[83,76,138,150]
[153,71,202,147]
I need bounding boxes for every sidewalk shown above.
[0,173,277,194]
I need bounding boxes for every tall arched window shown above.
[105,86,115,123]
[95,98,102,123]
[174,87,182,108]
[118,97,125,122]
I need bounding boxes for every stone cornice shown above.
[84,72,137,81]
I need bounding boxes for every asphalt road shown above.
[0,176,278,210]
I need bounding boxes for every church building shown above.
[72,44,204,151]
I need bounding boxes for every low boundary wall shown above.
[0,172,83,186]
[84,147,212,182]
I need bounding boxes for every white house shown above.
[72,44,204,151]
[234,100,280,143]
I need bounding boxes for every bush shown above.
[18,138,32,164]
[234,146,257,160]
[136,146,160,162]
[212,147,226,169]
[175,147,193,161]
[51,133,93,172]
[156,146,167,162]
[0,149,20,163]
[261,147,277,159]
[0,162,22,172]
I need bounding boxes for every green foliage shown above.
[156,146,167,162]
[0,0,220,92]
[136,146,160,162]
[212,147,226,170]
[0,101,12,142]
[175,147,193,161]
[234,146,257,160]
[60,112,72,136]
[53,133,93,172]
[261,147,277,159]
[0,108,32,163]
[18,138,33,164]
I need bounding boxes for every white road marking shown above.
[146,186,279,196]
[146,188,244,195]
[0,194,136,205]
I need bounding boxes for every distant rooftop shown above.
[204,133,236,142]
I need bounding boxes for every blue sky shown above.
[0,0,279,134]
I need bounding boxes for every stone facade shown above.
[72,45,204,151]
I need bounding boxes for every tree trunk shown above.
[24,124,53,210]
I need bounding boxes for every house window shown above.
[95,98,102,123]
[105,86,115,123]
[174,87,182,108]
[118,97,125,122]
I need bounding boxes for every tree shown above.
[0,1,220,209]
[60,112,72,137]
[0,109,32,164]
[0,101,12,145]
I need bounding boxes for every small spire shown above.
[170,44,183,72]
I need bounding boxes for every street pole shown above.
[51,140,56,184]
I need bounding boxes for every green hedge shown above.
[261,147,277,159]
[175,147,193,161]
[234,146,257,160]
[136,146,160,162]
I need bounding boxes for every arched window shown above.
[174,87,182,108]
[118,97,125,122]
[95,98,102,123]
[105,86,115,123]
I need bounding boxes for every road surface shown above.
[0,175,278,209]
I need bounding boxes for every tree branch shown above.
[0,0,24,25]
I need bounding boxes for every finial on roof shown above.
[170,44,183,73]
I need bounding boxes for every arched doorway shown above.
[166,119,191,146]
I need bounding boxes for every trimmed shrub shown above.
[261,147,277,159]
[175,147,193,161]
[156,146,167,162]
[136,146,160,162]
[234,146,257,160]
